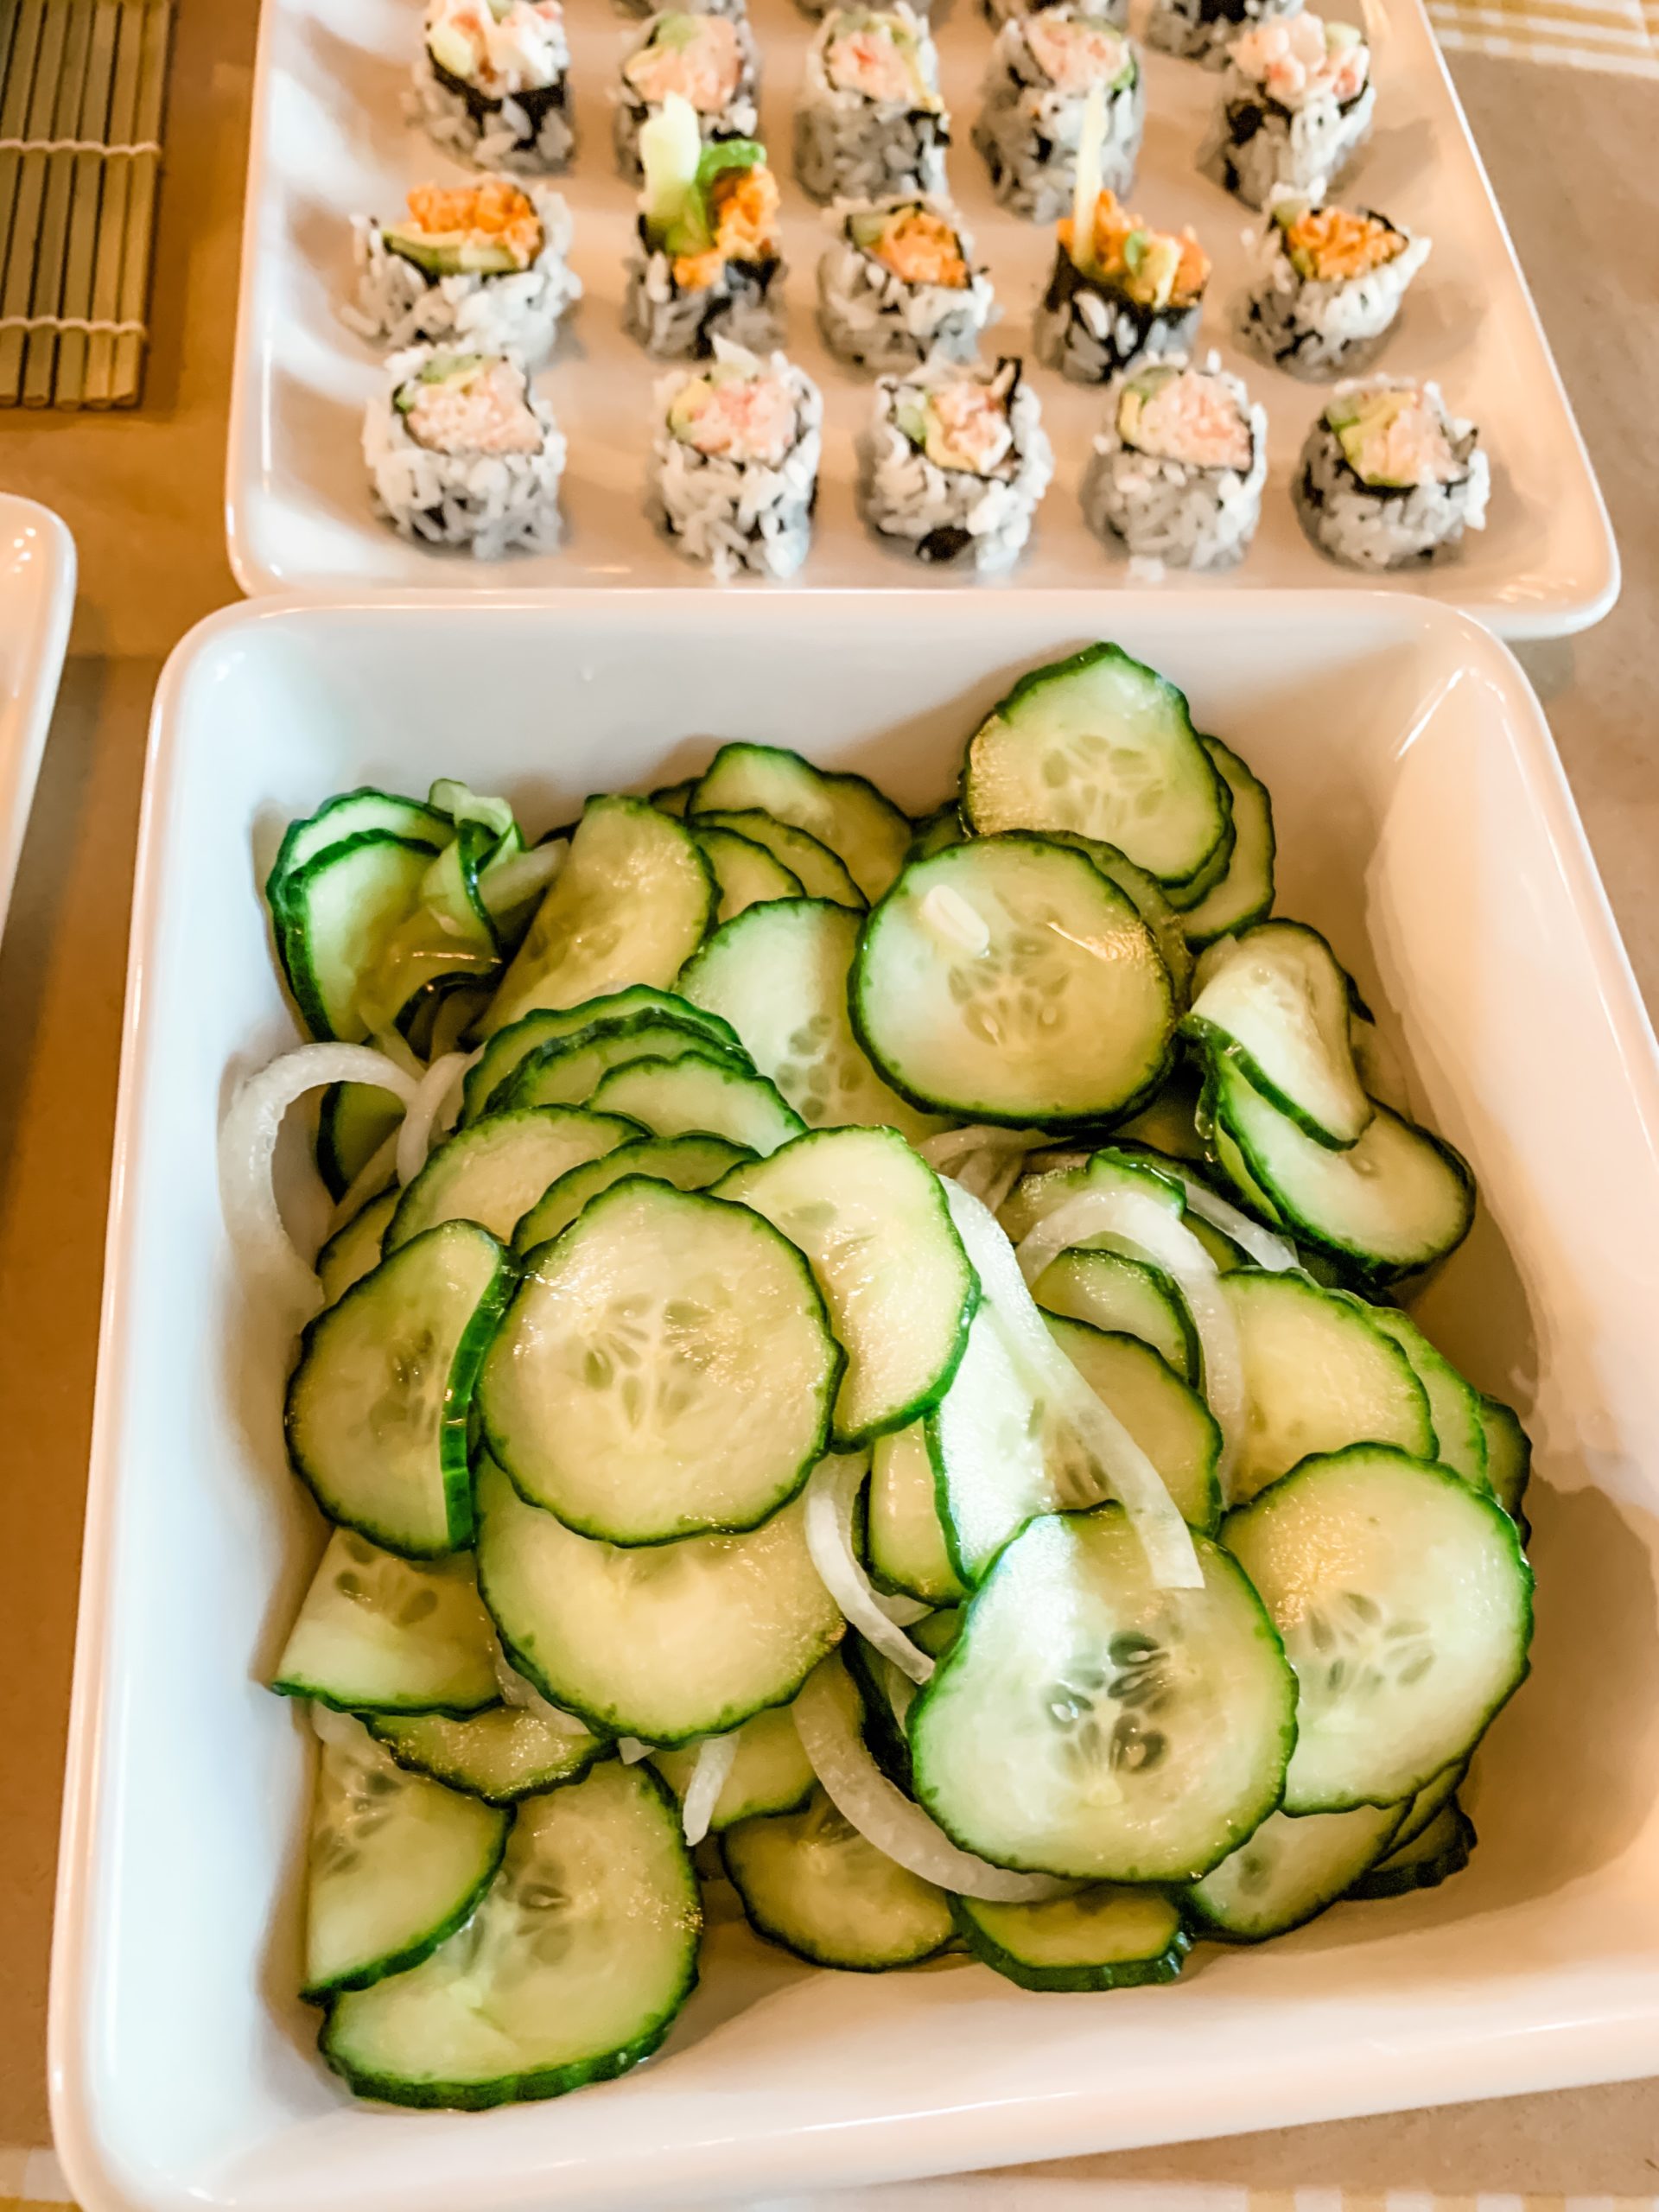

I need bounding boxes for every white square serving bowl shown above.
[51,591,1659,2212]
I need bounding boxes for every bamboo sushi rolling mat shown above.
[0,0,171,408]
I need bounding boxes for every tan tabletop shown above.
[3,0,1657,2191]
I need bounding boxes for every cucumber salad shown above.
[221,643,1533,2110]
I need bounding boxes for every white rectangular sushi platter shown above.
[226,0,1618,633]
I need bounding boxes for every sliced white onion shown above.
[618,1737,652,1765]
[945,1181,1203,1591]
[918,1125,1045,1173]
[1166,1168,1296,1273]
[480,838,567,923]
[307,1700,366,1751]
[370,1026,424,1079]
[680,1732,740,1847]
[324,1131,401,1242]
[396,1048,477,1187]
[219,1044,420,1321]
[493,1652,593,1737]
[794,1662,1071,1904]
[805,1455,935,1683]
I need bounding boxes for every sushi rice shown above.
[410,0,574,172]
[795,6,949,205]
[817,195,995,372]
[858,357,1052,571]
[346,177,580,364]
[1239,185,1430,378]
[613,10,760,181]
[364,345,567,558]
[1294,374,1490,569]
[974,5,1144,225]
[1206,13,1375,209]
[982,0,1127,27]
[649,340,823,578]
[625,94,784,358]
[1083,350,1267,571]
[1037,137,1211,385]
[1144,0,1303,67]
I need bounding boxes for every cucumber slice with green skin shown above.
[1000,1146,1186,1249]
[690,808,864,909]
[962,645,1233,897]
[1389,1755,1467,1852]
[679,899,950,1145]
[909,1504,1297,1882]
[588,1048,806,1156]
[1044,1315,1222,1535]
[1210,1058,1476,1285]
[721,1787,955,1971]
[368,1706,607,1803]
[272,1529,501,1716]
[690,743,912,903]
[1224,1446,1533,1814]
[318,1082,404,1200]
[907,803,966,860]
[285,1221,514,1557]
[267,789,448,907]
[1033,1249,1199,1384]
[929,1302,1061,1587]
[1222,1269,1435,1504]
[512,1132,753,1253]
[320,1762,700,2109]
[277,833,441,1041]
[1039,832,1195,1007]
[1185,921,1371,1150]
[1111,1067,1209,1162]
[480,796,715,1039]
[1367,1307,1491,1492]
[317,1190,399,1306]
[1478,1393,1532,1524]
[385,1107,640,1253]
[693,824,805,922]
[498,1021,748,1115]
[868,1422,966,1605]
[650,777,696,818]
[652,1701,816,1831]
[1350,1799,1475,1898]
[954,1883,1191,1993]
[851,836,1176,1128]
[461,989,742,1124]
[303,1712,510,1999]
[1183,1801,1405,1942]
[1179,737,1276,949]
[474,1457,844,1745]
[716,1125,976,1446]
[479,1180,840,1544]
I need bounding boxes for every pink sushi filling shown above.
[828,23,921,103]
[671,371,798,467]
[1121,370,1252,474]
[1023,12,1132,94]
[1229,13,1369,106]
[625,16,744,112]
[921,381,1014,474]
[404,358,543,456]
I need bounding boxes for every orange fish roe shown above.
[869,206,966,288]
[1058,191,1209,307]
[405,178,543,268]
[671,165,779,289]
[1282,204,1404,283]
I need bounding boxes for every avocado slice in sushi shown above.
[1326,385,1461,490]
[384,226,521,278]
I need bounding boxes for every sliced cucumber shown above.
[481,796,715,1038]
[474,1457,843,1744]
[317,1189,399,1306]
[717,1125,976,1445]
[1033,1248,1198,1384]
[693,823,804,920]
[930,1300,1067,1586]
[318,1082,404,1201]
[512,1132,752,1253]
[369,1706,607,1803]
[690,807,863,908]
[303,1711,509,1999]
[1112,1066,1209,1162]
[909,1504,1297,1881]
[1184,1802,1403,1942]
[1224,1445,1533,1813]
[955,1883,1190,1993]
[461,988,741,1123]
[268,787,447,902]
[277,833,442,1041]
[721,1787,954,1970]
[907,804,965,860]
[963,645,1232,896]
[679,899,949,1144]
[1185,921,1370,1149]
[285,1222,513,1556]
[385,1107,639,1252]
[1075,837,1195,1007]
[1366,1307,1490,1491]
[1045,1315,1222,1535]
[480,1180,839,1544]
[588,1047,805,1155]
[652,1701,815,1831]
[1351,1799,1475,1898]
[1211,1058,1475,1284]
[868,1421,966,1605]
[1389,1756,1467,1852]
[692,743,911,902]
[1479,1393,1532,1523]
[272,1529,500,1716]
[499,1020,747,1114]
[1222,1269,1435,1504]
[321,1762,699,2107]
[650,777,696,818]
[851,836,1174,1128]
[1180,737,1276,948]
[1000,1146,1185,1250]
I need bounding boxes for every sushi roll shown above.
[1239,188,1430,378]
[614,10,759,181]
[364,346,566,558]
[795,7,949,206]
[411,0,574,173]
[625,94,784,358]
[615,0,747,16]
[649,341,823,578]
[974,6,1143,226]
[858,357,1052,573]
[1206,14,1374,209]
[982,0,1128,28]
[1083,351,1267,571]
[1143,0,1301,67]
[1036,156,1211,384]
[1294,376,1489,569]
[347,177,580,363]
[817,195,995,372]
